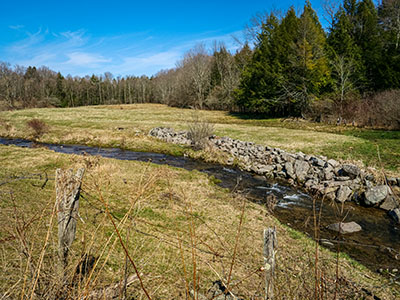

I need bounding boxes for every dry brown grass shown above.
[0,104,399,174]
[1,145,398,299]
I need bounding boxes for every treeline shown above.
[0,0,399,128]
[236,0,400,119]
[0,63,156,108]
[0,42,250,110]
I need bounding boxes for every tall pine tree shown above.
[235,13,281,114]
[286,1,330,116]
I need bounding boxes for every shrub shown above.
[0,118,11,133]
[356,90,400,130]
[308,90,400,129]
[26,118,49,140]
[187,112,214,150]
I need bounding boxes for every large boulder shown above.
[327,159,340,168]
[284,162,295,179]
[380,196,398,211]
[310,156,325,167]
[341,164,361,179]
[364,185,389,206]
[336,186,353,203]
[323,165,334,180]
[257,164,275,175]
[294,160,310,182]
[327,222,362,234]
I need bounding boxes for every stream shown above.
[1,137,399,273]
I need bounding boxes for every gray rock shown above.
[327,222,362,234]
[388,208,400,224]
[284,162,295,179]
[305,179,318,189]
[325,180,354,187]
[258,164,275,174]
[336,186,353,203]
[324,185,339,194]
[320,155,328,161]
[364,179,374,188]
[335,176,351,181]
[324,166,334,180]
[327,159,340,168]
[281,152,295,163]
[364,185,389,206]
[310,156,325,167]
[296,152,305,160]
[230,148,238,156]
[316,169,325,181]
[294,160,310,182]
[341,164,361,178]
[380,196,398,211]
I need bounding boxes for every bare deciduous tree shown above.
[181,44,212,109]
[321,0,341,27]
[331,54,356,118]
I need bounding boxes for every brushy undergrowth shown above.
[26,118,49,140]
[0,145,398,299]
[187,112,215,150]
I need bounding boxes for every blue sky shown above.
[0,0,324,77]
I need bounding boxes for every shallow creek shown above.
[1,137,399,272]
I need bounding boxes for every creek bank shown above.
[149,127,400,223]
[1,136,400,272]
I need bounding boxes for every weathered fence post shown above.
[264,227,277,300]
[56,168,85,279]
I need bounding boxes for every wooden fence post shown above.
[56,168,85,278]
[264,227,277,300]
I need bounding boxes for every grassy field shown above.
[1,104,400,298]
[1,145,398,299]
[1,104,399,175]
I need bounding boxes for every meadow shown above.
[1,104,399,299]
[1,104,399,174]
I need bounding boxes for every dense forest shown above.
[0,0,399,128]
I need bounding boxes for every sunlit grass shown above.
[1,103,399,174]
[1,145,398,298]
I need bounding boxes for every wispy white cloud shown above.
[1,27,243,77]
[9,25,24,30]
[65,52,111,66]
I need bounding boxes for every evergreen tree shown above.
[233,43,252,71]
[235,13,281,114]
[287,1,330,116]
[235,3,330,117]
[378,0,400,89]
[354,0,383,90]
[56,72,67,107]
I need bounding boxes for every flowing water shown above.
[1,137,399,272]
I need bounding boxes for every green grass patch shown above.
[1,104,398,175]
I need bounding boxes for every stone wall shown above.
[149,127,400,222]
